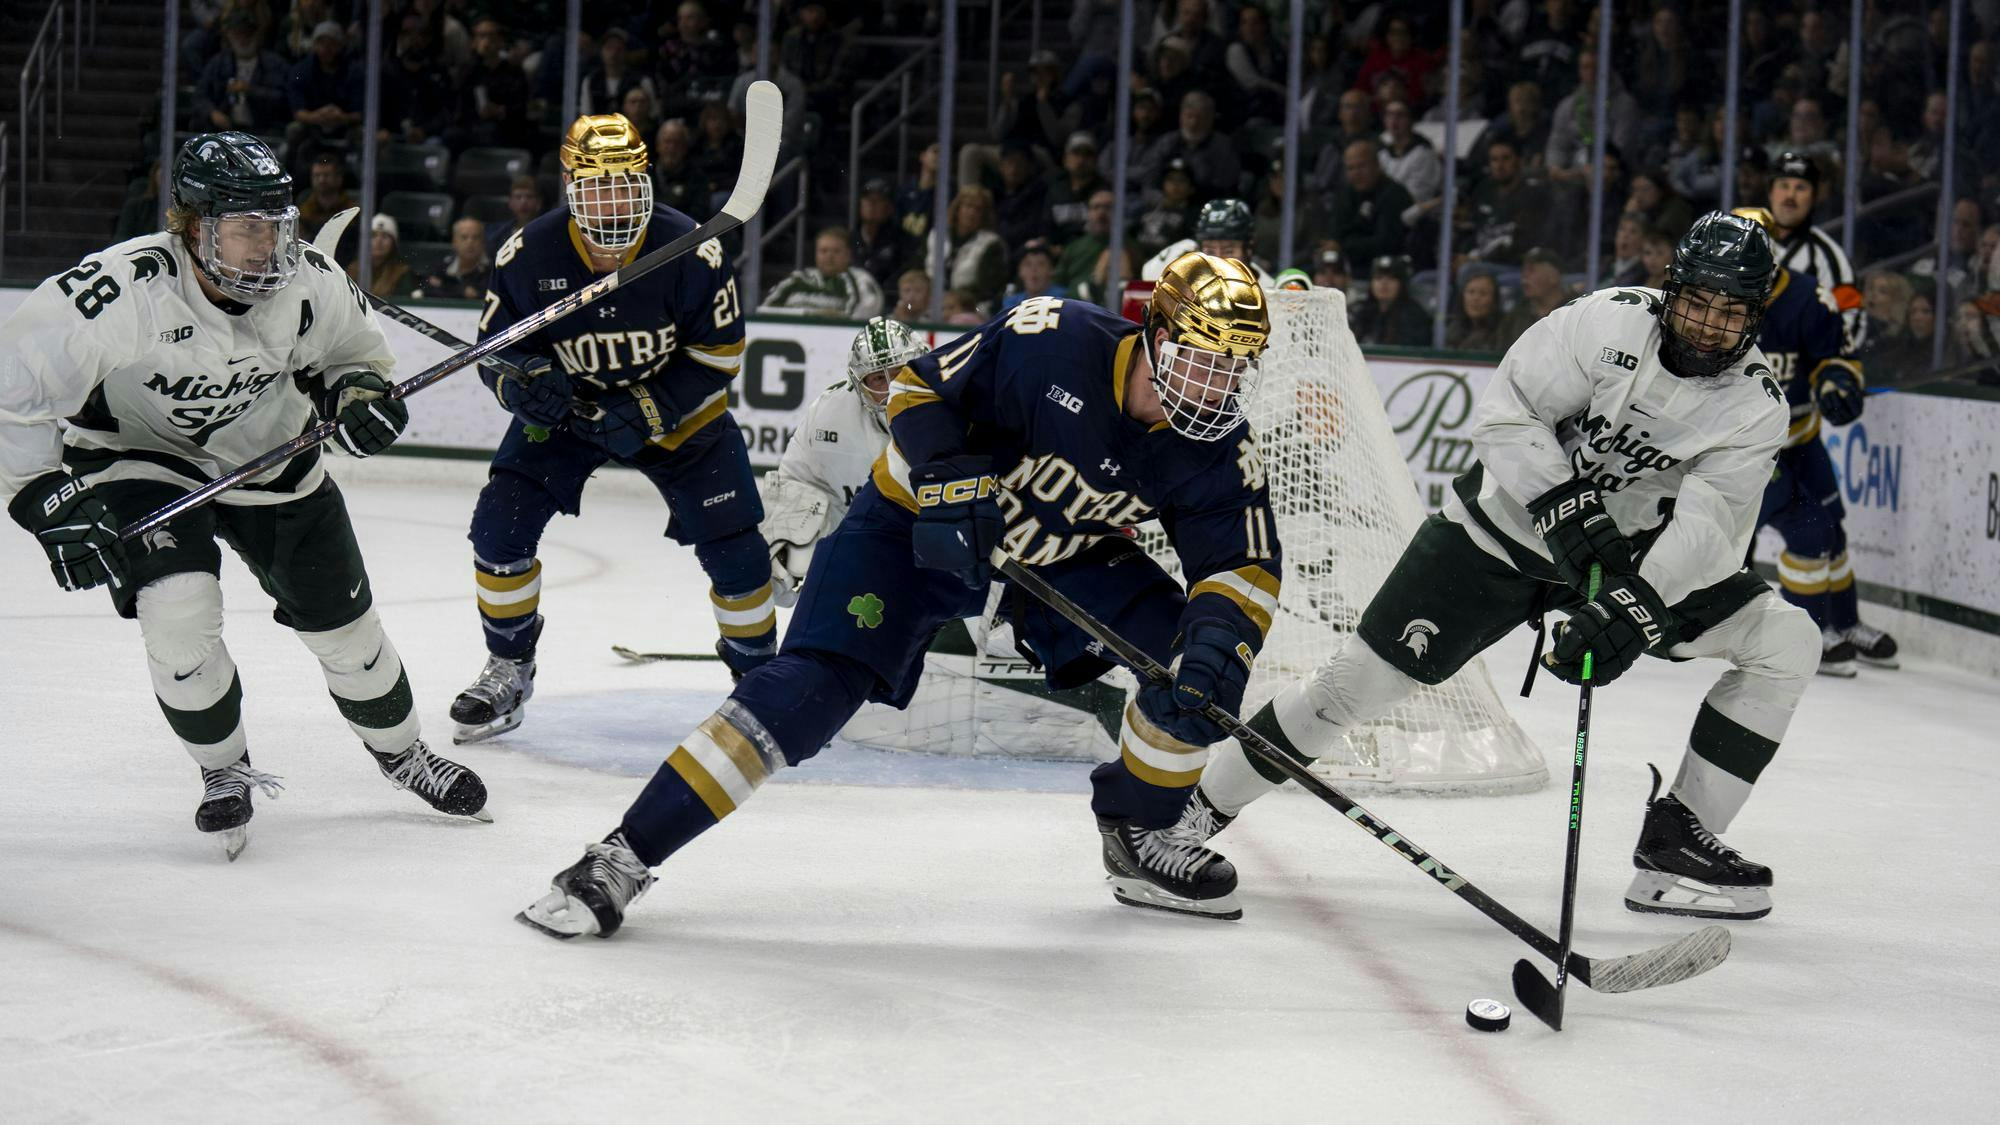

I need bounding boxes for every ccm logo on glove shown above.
[916,476,998,506]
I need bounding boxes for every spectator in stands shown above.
[1499,247,1572,345]
[1447,269,1507,352]
[286,22,363,172]
[1156,0,1227,86]
[184,0,275,81]
[1132,160,1200,262]
[1609,214,1649,287]
[992,50,1078,165]
[1328,139,1411,276]
[1460,136,1546,270]
[1630,6,1692,125]
[115,161,164,242]
[1298,35,1355,131]
[1472,81,1551,179]
[1054,188,1115,298]
[1735,145,1772,217]
[485,176,544,258]
[1224,4,1287,126]
[852,179,911,292]
[781,2,850,122]
[763,227,886,319]
[927,187,1009,312]
[1379,100,1440,205]
[1516,0,1584,98]
[1546,49,1639,191]
[1668,107,1728,209]
[413,218,492,300]
[197,11,290,133]
[1777,98,1842,173]
[898,142,941,243]
[1254,159,1324,272]
[1911,198,1987,305]
[379,24,457,146]
[690,101,745,200]
[1354,14,1433,108]
[410,0,470,72]
[1311,245,1353,296]
[941,289,985,326]
[1099,88,1169,184]
[1044,132,1107,248]
[278,0,333,60]
[295,153,355,242]
[621,88,660,150]
[1308,89,1376,196]
[1863,269,1916,364]
[1885,285,1939,375]
[1640,225,1675,289]
[1131,91,1239,201]
[580,28,657,118]
[656,1,734,125]
[450,18,531,152]
[1623,169,1694,241]
[1350,254,1431,347]
[1145,37,1202,132]
[649,119,710,216]
[994,144,1050,249]
[351,213,415,298]
[891,269,935,323]
[1003,241,1070,310]
[1907,92,1950,185]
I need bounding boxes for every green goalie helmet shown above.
[846,317,928,418]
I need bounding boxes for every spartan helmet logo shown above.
[1400,619,1440,659]
[142,529,179,555]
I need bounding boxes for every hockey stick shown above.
[116,81,784,544]
[1511,564,1601,1031]
[995,554,1730,997]
[611,645,722,664]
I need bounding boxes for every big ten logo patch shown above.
[1382,369,1477,509]
[1823,424,1902,512]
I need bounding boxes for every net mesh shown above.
[1136,287,1548,794]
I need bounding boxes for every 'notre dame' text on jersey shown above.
[880,296,1284,649]
[480,203,745,451]
[1755,267,1862,448]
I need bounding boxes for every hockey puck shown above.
[1465,998,1511,1032]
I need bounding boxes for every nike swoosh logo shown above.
[349,580,364,598]
[1630,404,1655,417]
[363,647,383,672]
[227,355,254,365]
[173,669,197,682]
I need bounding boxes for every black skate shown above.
[1844,622,1900,669]
[1817,627,1858,678]
[451,652,535,743]
[1625,765,1773,920]
[195,752,284,862]
[369,740,492,822]
[1097,790,1241,920]
[516,831,656,939]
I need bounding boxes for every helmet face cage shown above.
[1658,279,1765,378]
[1144,252,1269,441]
[196,207,301,301]
[1145,326,1261,442]
[566,171,653,252]
[846,317,927,418]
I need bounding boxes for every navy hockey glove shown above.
[1545,573,1672,687]
[909,455,1003,589]
[1814,362,1865,426]
[7,471,129,592]
[1138,620,1254,746]
[495,359,573,429]
[570,384,677,459]
[320,371,409,458]
[1529,477,1635,595]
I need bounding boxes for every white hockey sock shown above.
[138,573,247,769]
[296,609,420,753]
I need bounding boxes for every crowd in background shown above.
[121,0,2000,373]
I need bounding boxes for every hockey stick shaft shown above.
[116,82,784,544]
[1547,565,1601,1028]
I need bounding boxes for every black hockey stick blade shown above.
[1513,959,1564,1030]
[116,82,784,544]
[611,645,722,664]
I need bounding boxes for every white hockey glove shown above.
[758,474,839,607]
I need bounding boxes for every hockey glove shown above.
[909,455,1003,589]
[1529,477,1635,595]
[1139,620,1254,746]
[320,371,409,458]
[7,471,129,592]
[1545,573,1673,687]
[570,384,678,459]
[1814,362,1865,426]
[495,358,573,429]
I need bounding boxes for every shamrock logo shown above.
[848,593,885,629]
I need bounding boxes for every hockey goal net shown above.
[1136,286,1548,794]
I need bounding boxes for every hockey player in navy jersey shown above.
[448,114,776,743]
[1732,207,1899,676]
[518,253,1282,938]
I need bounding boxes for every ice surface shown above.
[2,457,1995,1123]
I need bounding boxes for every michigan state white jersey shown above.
[1445,285,1787,606]
[1140,239,1275,286]
[771,380,889,512]
[0,232,391,504]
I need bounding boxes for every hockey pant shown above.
[1201,515,1819,834]
[467,416,776,661]
[1758,440,1861,631]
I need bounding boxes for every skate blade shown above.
[452,710,524,745]
[1815,660,1858,679]
[463,807,495,824]
[1107,875,1242,921]
[1624,870,1772,920]
[515,889,601,939]
[1856,654,1900,669]
[214,826,249,862]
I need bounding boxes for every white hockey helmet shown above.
[846,317,928,417]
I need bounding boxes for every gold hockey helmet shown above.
[1144,252,1270,441]
[560,113,653,251]
[1729,206,1778,236]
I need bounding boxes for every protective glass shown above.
[1153,339,1258,442]
[567,171,653,251]
[198,208,300,301]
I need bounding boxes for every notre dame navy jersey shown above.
[1757,268,1860,448]
[876,296,1283,652]
[479,204,745,450]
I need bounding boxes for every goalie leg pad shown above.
[138,573,248,769]
[295,608,420,753]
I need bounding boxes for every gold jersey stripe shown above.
[871,441,919,512]
[655,392,729,451]
[1188,574,1276,638]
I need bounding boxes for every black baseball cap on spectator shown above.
[601,27,631,46]
[1160,157,1192,187]
[223,10,256,30]
[1065,131,1098,155]
[1772,149,1820,190]
[1028,49,1061,70]
[1737,145,1771,171]
[1017,238,1056,266]
[860,178,893,200]
[1522,246,1564,270]
[1132,87,1161,107]
[1318,248,1346,271]
[1372,254,1412,281]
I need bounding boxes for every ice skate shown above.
[195,752,284,862]
[1625,765,1773,920]
[1816,627,1858,678]
[714,637,776,683]
[1844,622,1900,669]
[1097,790,1241,920]
[369,739,492,822]
[517,831,656,939]
[450,652,535,743]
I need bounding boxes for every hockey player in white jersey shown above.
[0,133,490,859]
[1190,212,1817,920]
[1139,199,1275,286]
